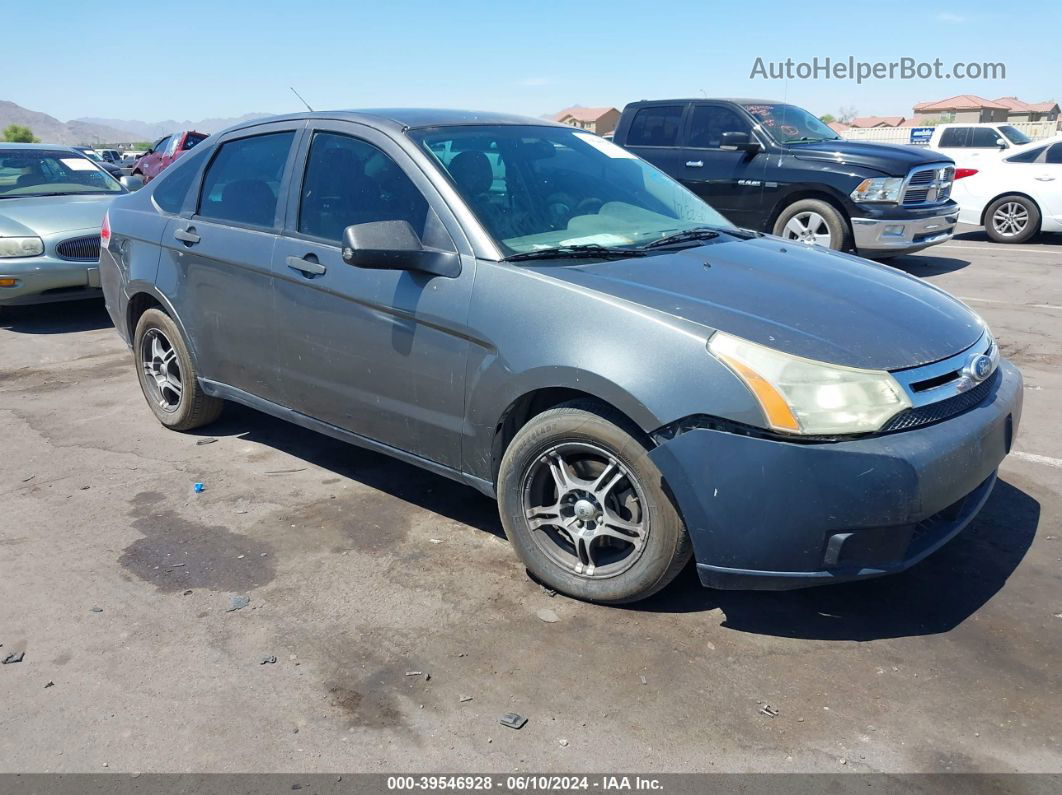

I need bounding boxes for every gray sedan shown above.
[0,144,132,307]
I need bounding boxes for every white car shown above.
[952,139,1062,243]
[924,122,1041,168]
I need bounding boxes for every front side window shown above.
[0,150,121,197]
[741,103,839,144]
[999,125,1032,145]
[151,137,170,155]
[412,125,732,255]
[687,105,751,148]
[626,106,684,147]
[197,131,294,227]
[298,131,452,249]
[969,128,1005,148]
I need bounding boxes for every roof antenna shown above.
[290,86,314,112]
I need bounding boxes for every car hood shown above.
[528,235,983,371]
[0,194,115,237]
[791,140,953,175]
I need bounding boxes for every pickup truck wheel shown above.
[985,195,1040,244]
[133,308,223,431]
[773,199,849,251]
[497,402,692,604]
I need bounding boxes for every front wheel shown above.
[497,402,692,604]
[985,195,1040,244]
[133,308,223,431]
[773,199,849,251]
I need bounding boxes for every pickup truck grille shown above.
[901,164,954,206]
[55,235,101,262]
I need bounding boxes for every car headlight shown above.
[708,331,911,435]
[850,177,904,204]
[0,236,44,258]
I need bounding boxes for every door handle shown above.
[685,160,704,168]
[1034,175,1055,182]
[286,255,326,276]
[173,227,200,244]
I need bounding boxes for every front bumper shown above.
[0,253,101,306]
[649,359,1023,590]
[851,210,957,256]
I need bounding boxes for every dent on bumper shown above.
[649,359,1023,590]
[851,210,957,254]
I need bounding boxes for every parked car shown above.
[132,131,208,182]
[923,122,1036,167]
[952,139,1062,243]
[100,110,1021,603]
[97,148,123,164]
[0,144,136,308]
[73,146,124,179]
[613,98,958,258]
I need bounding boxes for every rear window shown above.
[196,131,294,227]
[1005,146,1046,163]
[1047,144,1062,164]
[153,145,210,213]
[626,106,684,147]
[183,133,207,151]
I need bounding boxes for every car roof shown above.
[223,108,565,135]
[0,143,80,152]
[626,98,782,106]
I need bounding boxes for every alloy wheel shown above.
[991,202,1029,238]
[521,442,649,579]
[140,328,183,413]
[782,211,832,247]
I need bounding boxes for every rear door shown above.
[679,103,767,227]
[159,121,302,403]
[619,104,690,180]
[270,121,476,469]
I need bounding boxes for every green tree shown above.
[2,124,40,143]
[819,113,836,124]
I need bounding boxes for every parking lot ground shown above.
[1,226,1060,774]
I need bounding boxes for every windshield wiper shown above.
[505,244,646,262]
[788,137,838,144]
[644,228,721,249]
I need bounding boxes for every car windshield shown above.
[411,125,733,255]
[741,102,841,144]
[999,125,1032,145]
[0,149,121,197]
[78,148,104,162]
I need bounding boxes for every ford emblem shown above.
[962,353,993,383]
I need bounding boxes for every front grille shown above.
[901,165,954,206]
[55,235,101,262]
[882,369,999,432]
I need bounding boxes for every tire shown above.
[497,401,692,604]
[984,195,1040,244]
[773,198,849,251]
[133,308,223,431]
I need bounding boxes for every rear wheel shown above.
[497,401,692,603]
[985,195,1040,244]
[133,308,223,431]
[773,199,849,251]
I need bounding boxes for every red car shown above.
[133,130,208,182]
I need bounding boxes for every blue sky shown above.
[10,0,1059,122]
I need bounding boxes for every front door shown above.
[163,123,301,403]
[679,103,767,228]
[270,124,475,469]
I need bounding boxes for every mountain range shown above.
[1,100,273,145]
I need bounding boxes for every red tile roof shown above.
[553,106,618,123]
[827,121,850,133]
[849,115,905,128]
[913,94,1009,112]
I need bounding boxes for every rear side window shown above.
[1005,146,1046,163]
[938,128,969,147]
[183,133,207,151]
[297,131,452,249]
[152,146,209,213]
[687,105,750,148]
[626,106,684,147]
[197,131,294,228]
[1047,144,1062,164]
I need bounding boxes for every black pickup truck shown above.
[613,99,959,258]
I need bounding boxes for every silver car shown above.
[0,144,131,308]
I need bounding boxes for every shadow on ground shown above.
[888,253,971,275]
[0,298,113,334]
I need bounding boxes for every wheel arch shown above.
[767,189,854,244]
[125,286,201,367]
[979,191,1043,228]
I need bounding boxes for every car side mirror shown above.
[997,140,1008,150]
[720,131,760,153]
[342,221,460,277]
[120,175,144,191]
